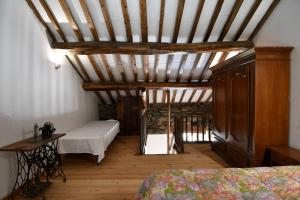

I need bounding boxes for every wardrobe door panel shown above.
[228,66,250,153]
[213,72,228,140]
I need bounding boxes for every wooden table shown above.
[266,146,300,166]
[0,134,66,199]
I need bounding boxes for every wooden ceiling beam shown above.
[179,90,187,104]
[197,89,207,103]
[59,0,84,41]
[83,82,211,91]
[99,0,115,41]
[188,0,205,43]
[79,0,99,41]
[235,0,262,40]
[121,0,132,42]
[203,0,224,42]
[188,89,197,103]
[249,0,280,40]
[156,0,166,83]
[171,90,177,103]
[143,55,150,82]
[39,0,67,41]
[51,40,254,55]
[26,0,56,42]
[183,0,205,97]
[99,0,133,97]
[87,55,105,81]
[162,90,167,103]
[139,0,148,42]
[200,0,243,80]
[99,55,122,99]
[121,0,137,83]
[205,92,212,103]
[176,54,188,82]
[139,0,149,82]
[153,90,157,105]
[172,0,185,43]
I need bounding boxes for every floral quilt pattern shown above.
[136,166,300,200]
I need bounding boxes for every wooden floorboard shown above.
[20,136,227,200]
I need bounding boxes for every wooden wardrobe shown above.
[117,96,144,136]
[211,47,292,167]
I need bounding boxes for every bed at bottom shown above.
[136,166,300,200]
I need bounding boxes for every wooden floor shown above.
[38,136,227,200]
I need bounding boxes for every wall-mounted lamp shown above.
[49,50,64,70]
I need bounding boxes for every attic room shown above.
[0,0,300,199]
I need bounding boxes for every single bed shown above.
[136,166,300,199]
[58,120,119,164]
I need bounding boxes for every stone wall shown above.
[98,103,212,135]
[145,103,212,134]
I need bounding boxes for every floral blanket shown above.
[136,166,300,200]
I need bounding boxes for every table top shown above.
[268,146,300,162]
[0,134,65,152]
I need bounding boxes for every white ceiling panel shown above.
[208,0,235,42]
[240,0,273,40]
[77,55,99,81]
[161,0,179,42]
[126,0,142,42]
[85,0,110,40]
[93,55,110,81]
[176,0,200,43]
[192,0,218,42]
[147,0,161,42]
[224,0,255,41]
[157,90,163,103]
[191,89,202,102]
[106,0,127,41]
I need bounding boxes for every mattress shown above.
[58,120,119,163]
[136,166,300,200]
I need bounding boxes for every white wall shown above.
[0,0,99,198]
[254,0,300,149]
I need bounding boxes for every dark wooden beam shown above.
[220,0,263,62]
[188,0,205,43]
[26,0,56,42]
[59,0,84,41]
[83,82,211,91]
[87,55,105,81]
[153,90,157,105]
[139,0,148,42]
[121,0,133,42]
[197,89,207,103]
[249,0,280,40]
[234,0,262,40]
[39,0,67,41]
[179,90,187,103]
[188,89,197,103]
[172,90,177,103]
[203,0,224,42]
[52,40,254,55]
[172,0,185,43]
[142,55,149,81]
[99,0,115,41]
[200,0,243,80]
[79,0,99,40]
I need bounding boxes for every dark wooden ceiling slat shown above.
[79,0,99,41]
[200,0,243,80]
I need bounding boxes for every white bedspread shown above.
[58,120,119,163]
